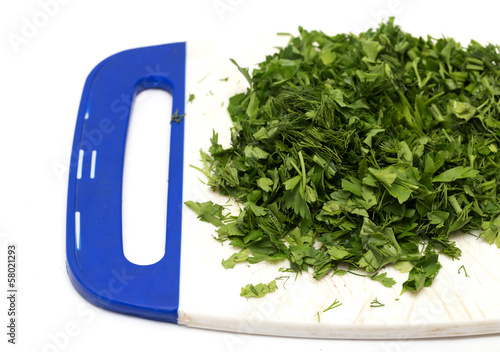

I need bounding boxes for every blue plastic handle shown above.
[66,42,185,323]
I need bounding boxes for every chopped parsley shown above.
[186,18,500,296]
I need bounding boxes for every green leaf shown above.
[227,93,246,119]
[426,211,449,226]
[450,100,476,121]
[230,58,252,88]
[401,252,442,293]
[423,153,444,177]
[368,167,398,188]
[327,245,351,260]
[394,261,413,273]
[283,175,302,190]
[253,127,269,140]
[244,145,270,160]
[184,201,226,227]
[481,215,500,248]
[240,280,278,298]
[222,249,250,269]
[358,218,401,272]
[217,223,245,238]
[361,39,384,61]
[432,166,480,183]
[246,201,267,216]
[363,128,385,148]
[246,92,260,119]
[257,177,274,192]
[320,49,336,65]
[371,272,396,288]
[342,177,363,197]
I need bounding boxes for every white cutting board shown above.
[177,39,500,339]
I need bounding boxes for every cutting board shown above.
[66,39,500,339]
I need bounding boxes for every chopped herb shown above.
[240,280,278,298]
[275,275,290,288]
[458,265,470,277]
[370,273,397,288]
[220,77,229,82]
[186,18,500,296]
[184,200,229,227]
[323,298,342,312]
[222,248,250,269]
[347,271,396,288]
[198,73,209,83]
[370,298,385,308]
[229,58,252,87]
[401,252,442,294]
[332,269,347,276]
[170,109,185,123]
[394,261,413,274]
[188,94,195,103]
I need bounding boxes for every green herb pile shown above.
[186,18,500,294]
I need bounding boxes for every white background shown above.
[2,0,500,351]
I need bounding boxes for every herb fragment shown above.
[240,280,278,298]
[184,200,228,227]
[323,299,342,312]
[370,298,385,308]
[198,74,209,83]
[170,109,185,123]
[222,248,250,269]
[347,271,396,288]
[275,275,290,288]
[401,252,442,294]
[370,273,396,288]
[458,265,470,278]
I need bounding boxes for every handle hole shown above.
[122,88,172,265]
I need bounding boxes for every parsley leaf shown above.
[184,201,227,227]
[222,249,250,269]
[401,252,442,294]
[240,280,278,298]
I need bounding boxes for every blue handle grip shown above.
[66,42,186,323]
